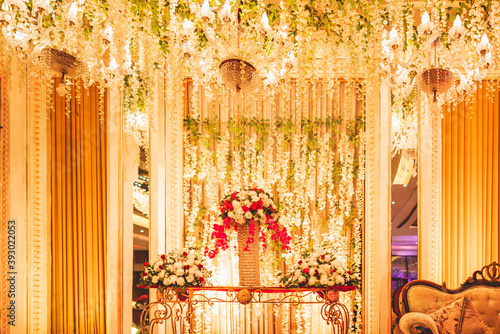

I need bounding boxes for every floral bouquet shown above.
[138,248,210,290]
[279,246,358,288]
[207,188,291,258]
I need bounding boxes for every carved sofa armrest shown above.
[399,312,438,334]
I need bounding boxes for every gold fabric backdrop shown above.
[442,81,500,288]
[50,80,107,333]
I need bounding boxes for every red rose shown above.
[185,265,190,270]
[348,271,352,275]
[198,264,203,268]
[161,254,166,260]
[144,261,149,267]
[321,255,325,260]
[303,268,310,274]
[159,265,164,270]
[183,252,188,257]
[142,272,148,277]
[298,260,303,264]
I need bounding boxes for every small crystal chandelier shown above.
[382,11,494,108]
[0,0,130,90]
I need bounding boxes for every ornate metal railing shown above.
[140,286,355,334]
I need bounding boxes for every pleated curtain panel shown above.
[442,80,500,288]
[50,80,107,333]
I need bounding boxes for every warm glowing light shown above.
[201,0,210,12]
[108,57,117,70]
[421,11,430,25]
[261,12,269,27]
[453,15,462,28]
[68,2,79,20]
[481,33,489,44]
[390,27,398,39]
[182,18,193,31]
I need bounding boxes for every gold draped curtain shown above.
[442,81,500,288]
[51,80,107,333]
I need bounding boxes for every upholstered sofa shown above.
[393,262,500,334]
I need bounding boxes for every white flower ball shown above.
[195,270,202,277]
[176,268,184,276]
[163,278,169,285]
[188,267,196,275]
[245,211,253,219]
[251,196,259,203]
[320,276,328,286]
[327,279,334,287]
[298,275,306,283]
[158,270,166,279]
[174,262,183,269]
[152,276,159,284]
[186,275,194,283]
[300,262,308,270]
[228,211,235,218]
[324,255,331,262]
[249,191,257,197]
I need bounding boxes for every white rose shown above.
[320,276,328,286]
[167,258,174,264]
[318,248,325,255]
[177,277,186,286]
[308,276,318,286]
[251,196,259,203]
[158,270,166,279]
[186,275,194,283]
[300,262,308,270]
[176,269,185,276]
[154,262,162,271]
[170,275,178,284]
[236,208,244,215]
[298,275,306,283]
[163,278,170,285]
[332,259,343,268]
[324,255,331,262]
[174,262,183,269]
[327,279,334,287]
[228,211,235,218]
[195,270,203,277]
[152,276,159,284]
[245,211,253,219]
[188,254,196,260]
[249,191,257,197]
[257,209,264,217]
[187,259,194,266]
[232,200,240,208]
[335,276,345,285]
[189,267,196,275]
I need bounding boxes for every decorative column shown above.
[364,81,392,333]
[418,97,442,283]
[26,71,50,334]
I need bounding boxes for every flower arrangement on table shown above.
[207,188,291,258]
[138,248,210,291]
[279,246,358,288]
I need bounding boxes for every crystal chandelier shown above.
[381,11,494,108]
[0,0,133,93]
[179,0,295,93]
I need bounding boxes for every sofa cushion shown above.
[461,297,493,334]
[427,298,464,334]
[406,285,500,331]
